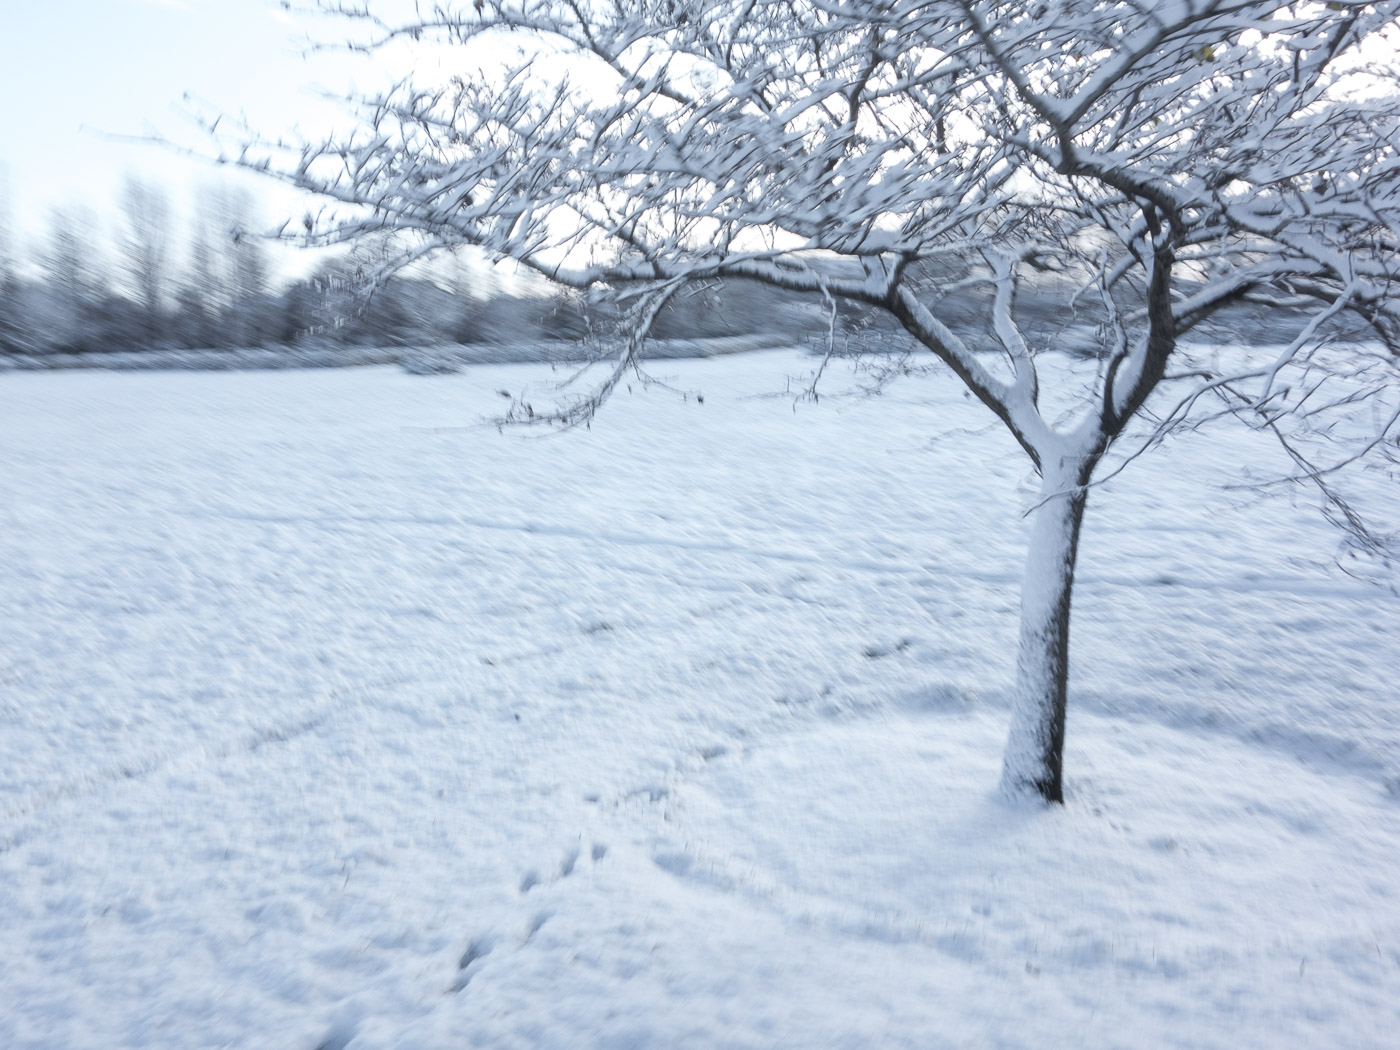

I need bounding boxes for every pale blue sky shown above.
[0,0,371,245]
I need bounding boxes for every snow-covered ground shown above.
[1,349,1397,1049]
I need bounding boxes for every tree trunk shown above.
[999,456,1092,804]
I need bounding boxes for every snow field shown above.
[1,349,1397,1048]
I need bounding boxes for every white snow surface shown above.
[2,349,1398,1049]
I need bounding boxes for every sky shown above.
[0,0,385,252]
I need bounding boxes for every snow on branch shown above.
[223,0,1399,486]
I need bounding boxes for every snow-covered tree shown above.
[228,0,1400,801]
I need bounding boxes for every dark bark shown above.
[999,456,1094,803]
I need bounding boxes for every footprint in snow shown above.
[451,936,496,991]
[519,842,607,894]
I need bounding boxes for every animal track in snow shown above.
[451,936,497,991]
[452,842,607,996]
[559,846,579,878]
[524,911,552,943]
[518,841,607,895]
[862,638,914,659]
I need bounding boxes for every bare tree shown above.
[228,196,269,348]
[175,210,218,349]
[226,0,1400,801]
[177,183,270,349]
[0,164,19,352]
[43,205,108,353]
[118,175,174,344]
[0,165,12,293]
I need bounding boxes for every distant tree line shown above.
[0,175,825,357]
